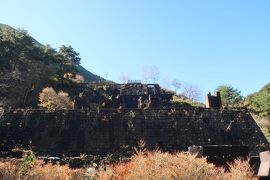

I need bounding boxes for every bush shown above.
[38,87,73,111]
[216,85,243,108]
[0,151,256,180]
[0,161,18,180]
[19,150,36,178]
[26,162,84,180]
[0,159,85,180]
[101,151,256,180]
[125,151,219,180]
[246,83,270,117]
[172,95,204,107]
[227,159,255,180]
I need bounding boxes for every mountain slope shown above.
[77,65,105,83]
[0,23,107,108]
[0,23,106,83]
[0,23,13,29]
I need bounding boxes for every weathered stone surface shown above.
[0,108,268,156]
[205,92,222,108]
[258,151,270,177]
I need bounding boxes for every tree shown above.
[0,27,34,69]
[149,66,160,83]
[41,44,57,64]
[246,83,270,117]
[160,77,172,90]
[182,83,202,102]
[58,45,81,66]
[142,66,150,83]
[142,65,160,83]
[215,85,243,107]
[171,79,181,94]
[38,87,73,111]
[0,25,84,108]
[118,74,130,84]
[55,45,81,78]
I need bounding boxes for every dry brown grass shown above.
[0,161,19,180]
[101,151,256,180]
[0,152,257,180]
[0,160,85,180]
[109,151,219,180]
[227,159,255,180]
[25,161,84,180]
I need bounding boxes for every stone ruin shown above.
[0,107,268,156]
[117,83,172,108]
[0,108,268,155]
[0,82,269,175]
[73,83,173,109]
[205,92,222,108]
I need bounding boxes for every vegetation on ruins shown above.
[215,85,243,108]
[172,95,204,107]
[181,83,203,102]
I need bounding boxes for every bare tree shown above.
[150,65,160,83]
[118,74,130,84]
[160,77,172,90]
[142,65,160,84]
[182,83,202,102]
[171,79,181,94]
[142,66,150,83]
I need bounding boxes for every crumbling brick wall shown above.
[0,108,268,156]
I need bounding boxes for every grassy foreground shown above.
[0,151,256,180]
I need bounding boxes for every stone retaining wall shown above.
[0,108,268,156]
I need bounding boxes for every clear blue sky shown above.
[1,0,270,97]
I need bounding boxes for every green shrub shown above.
[19,150,36,178]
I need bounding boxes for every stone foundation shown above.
[0,108,268,156]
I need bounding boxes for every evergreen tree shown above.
[246,83,270,117]
[215,85,243,107]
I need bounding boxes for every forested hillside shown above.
[0,23,105,108]
[246,83,270,117]
[244,83,270,140]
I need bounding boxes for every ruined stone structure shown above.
[0,108,268,156]
[76,83,173,109]
[205,92,222,108]
[118,83,172,108]
[0,83,268,160]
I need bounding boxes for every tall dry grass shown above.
[103,151,256,180]
[25,161,84,180]
[0,160,85,180]
[0,151,256,180]
[0,161,18,180]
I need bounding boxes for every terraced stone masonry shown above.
[0,108,268,156]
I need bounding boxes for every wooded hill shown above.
[0,23,106,108]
